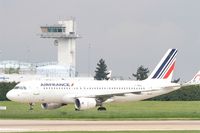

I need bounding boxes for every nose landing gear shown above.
[29,103,34,110]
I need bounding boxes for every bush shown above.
[148,85,200,101]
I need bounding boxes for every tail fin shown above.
[148,49,178,82]
[189,71,200,84]
[184,71,200,86]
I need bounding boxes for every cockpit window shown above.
[14,86,20,89]
[14,86,27,90]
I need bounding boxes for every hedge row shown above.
[0,82,17,101]
[148,85,200,101]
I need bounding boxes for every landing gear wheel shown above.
[29,103,34,110]
[75,108,80,111]
[97,106,106,111]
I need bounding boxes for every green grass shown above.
[1,101,200,119]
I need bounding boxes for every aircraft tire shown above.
[97,106,106,111]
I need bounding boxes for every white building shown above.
[0,60,35,74]
[36,65,75,77]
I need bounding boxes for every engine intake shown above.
[75,98,97,110]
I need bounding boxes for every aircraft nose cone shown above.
[6,90,14,101]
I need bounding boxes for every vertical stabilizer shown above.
[147,49,178,82]
[189,71,200,84]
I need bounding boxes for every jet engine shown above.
[41,103,66,110]
[75,98,98,110]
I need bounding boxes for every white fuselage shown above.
[6,79,180,104]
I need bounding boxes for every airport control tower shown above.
[40,20,79,77]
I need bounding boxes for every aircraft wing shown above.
[87,89,162,103]
[161,84,181,89]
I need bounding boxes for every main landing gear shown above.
[75,108,80,111]
[97,106,106,111]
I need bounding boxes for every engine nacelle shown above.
[41,103,66,110]
[75,98,97,110]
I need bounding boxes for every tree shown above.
[94,59,109,80]
[133,65,149,80]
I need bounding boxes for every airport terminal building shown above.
[0,60,77,82]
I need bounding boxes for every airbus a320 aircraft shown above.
[6,49,200,111]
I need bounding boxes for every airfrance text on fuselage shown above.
[41,83,74,87]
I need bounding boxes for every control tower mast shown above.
[40,20,79,77]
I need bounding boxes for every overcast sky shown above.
[0,0,200,81]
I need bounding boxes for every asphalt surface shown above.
[0,120,200,132]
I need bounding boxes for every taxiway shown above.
[0,120,200,132]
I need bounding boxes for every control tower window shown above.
[58,28,62,32]
[47,27,65,33]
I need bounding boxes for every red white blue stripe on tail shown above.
[148,49,178,80]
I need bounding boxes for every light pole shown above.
[88,44,91,77]
[0,50,2,60]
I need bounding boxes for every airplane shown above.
[6,49,199,111]
[186,71,200,84]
